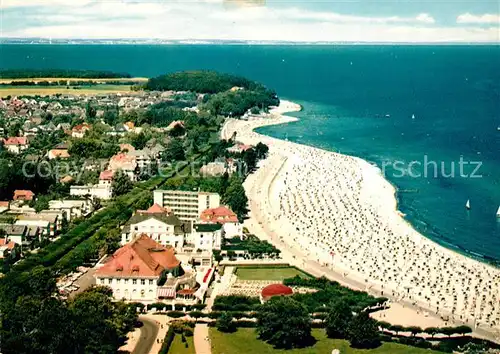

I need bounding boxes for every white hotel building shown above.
[153,190,220,222]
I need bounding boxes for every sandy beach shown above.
[221,100,500,342]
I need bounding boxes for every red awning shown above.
[157,287,176,298]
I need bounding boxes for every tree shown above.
[112,170,133,197]
[255,142,269,159]
[325,299,353,339]
[163,138,185,162]
[257,296,312,349]
[407,326,422,337]
[32,195,50,213]
[223,175,248,221]
[216,312,236,333]
[85,102,97,120]
[390,324,405,336]
[130,132,148,150]
[242,148,258,173]
[347,311,380,349]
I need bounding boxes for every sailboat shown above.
[466,200,471,210]
[412,114,415,119]
[496,206,500,218]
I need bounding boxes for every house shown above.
[123,121,135,132]
[165,120,185,132]
[49,200,91,221]
[13,190,35,202]
[200,206,242,238]
[3,137,29,154]
[16,213,58,237]
[60,175,74,184]
[94,234,200,304]
[47,149,70,159]
[127,147,162,170]
[120,204,188,246]
[119,143,135,153]
[71,123,91,138]
[189,223,223,251]
[0,201,10,213]
[99,170,114,185]
[227,143,253,154]
[0,223,40,246]
[199,162,226,177]
[108,153,138,181]
[0,238,16,259]
[70,184,113,200]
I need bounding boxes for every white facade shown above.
[96,276,159,302]
[121,217,185,247]
[70,184,113,200]
[188,224,223,251]
[49,200,91,221]
[153,190,220,222]
[4,144,28,154]
[222,222,243,239]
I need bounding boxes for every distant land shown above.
[0,38,497,45]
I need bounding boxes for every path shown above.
[194,324,211,354]
[132,317,159,354]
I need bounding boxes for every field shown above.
[168,334,195,354]
[0,84,135,97]
[235,266,311,281]
[209,328,440,354]
[0,77,148,84]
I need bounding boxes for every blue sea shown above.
[1,44,499,263]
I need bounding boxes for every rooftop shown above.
[96,234,181,277]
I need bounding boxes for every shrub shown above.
[189,311,204,318]
[166,311,186,318]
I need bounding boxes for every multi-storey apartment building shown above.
[153,190,220,222]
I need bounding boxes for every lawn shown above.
[235,267,311,281]
[210,328,440,354]
[168,334,195,354]
[0,84,134,97]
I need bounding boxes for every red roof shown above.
[72,123,90,132]
[261,284,293,298]
[137,203,172,215]
[177,288,195,295]
[0,201,9,208]
[3,137,28,146]
[99,170,114,181]
[200,206,238,224]
[0,239,15,249]
[13,190,35,201]
[96,234,181,277]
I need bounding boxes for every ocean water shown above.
[1,44,499,262]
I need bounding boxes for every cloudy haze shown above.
[0,0,499,42]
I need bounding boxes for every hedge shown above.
[158,327,175,354]
[166,311,186,318]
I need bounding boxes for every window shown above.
[108,278,112,284]
[149,279,154,285]
[141,279,145,285]
[124,279,129,284]
[141,290,145,298]
[132,279,137,285]
[116,279,121,284]
[100,279,105,284]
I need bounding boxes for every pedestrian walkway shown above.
[194,324,211,354]
[141,314,169,354]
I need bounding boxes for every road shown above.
[132,317,159,354]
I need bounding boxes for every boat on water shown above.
[385,114,391,118]
[496,206,500,218]
[412,114,415,119]
[466,199,471,210]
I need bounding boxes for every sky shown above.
[0,0,499,42]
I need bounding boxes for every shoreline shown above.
[221,100,500,342]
